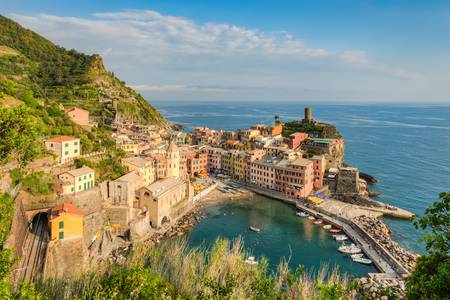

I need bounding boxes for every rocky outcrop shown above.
[358,276,406,299]
[353,215,418,272]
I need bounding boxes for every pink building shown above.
[66,107,90,126]
[186,152,208,176]
[311,155,326,190]
[287,132,309,149]
[251,156,315,198]
[203,147,224,174]
[245,149,266,183]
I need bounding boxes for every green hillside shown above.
[0,14,165,127]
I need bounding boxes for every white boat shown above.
[333,234,349,241]
[249,226,261,233]
[350,253,364,259]
[338,244,362,254]
[313,219,323,225]
[296,211,309,217]
[245,256,258,265]
[323,224,332,229]
[353,257,372,265]
[308,216,315,220]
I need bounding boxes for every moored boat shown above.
[333,234,348,241]
[313,219,323,225]
[323,224,332,229]
[249,226,261,233]
[308,216,316,220]
[338,243,362,254]
[296,211,309,217]
[350,253,364,259]
[352,257,372,265]
[245,256,258,265]
[330,228,342,233]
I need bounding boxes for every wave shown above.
[347,118,450,130]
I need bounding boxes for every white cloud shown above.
[8,10,429,101]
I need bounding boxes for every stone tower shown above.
[166,140,180,178]
[304,107,313,123]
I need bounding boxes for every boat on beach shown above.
[313,219,323,225]
[352,257,372,265]
[330,228,342,233]
[249,226,261,233]
[323,224,332,229]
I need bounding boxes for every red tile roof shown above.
[46,136,78,143]
[49,203,84,220]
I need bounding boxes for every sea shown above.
[152,100,450,275]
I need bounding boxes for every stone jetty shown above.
[353,215,418,272]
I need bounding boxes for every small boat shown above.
[323,224,332,229]
[333,234,348,241]
[313,219,323,225]
[330,228,342,233]
[338,243,362,254]
[350,253,364,259]
[353,257,372,265]
[245,256,258,265]
[308,216,316,220]
[249,226,261,233]
[296,211,309,217]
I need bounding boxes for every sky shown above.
[3,0,450,103]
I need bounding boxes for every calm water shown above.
[189,195,376,277]
[152,101,450,262]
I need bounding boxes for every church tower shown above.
[166,140,180,178]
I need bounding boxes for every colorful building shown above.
[287,132,309,149]
[185,152,208,176]
[65,107,91,127]
[49,203,83,241]
[119,142,140,155]
[58,166,95,195]
[122,156,156,186]
[45,136,81,163]
[311,155,326,190]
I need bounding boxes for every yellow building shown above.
[119,142,140,154]
[231,151,247,181]
[122,156,156,186]
[49,203,84,240]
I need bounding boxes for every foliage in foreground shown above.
[406,191,450,300]
[35,237,356,300]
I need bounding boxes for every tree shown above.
[406,192,450,300]
[0,106,42,166]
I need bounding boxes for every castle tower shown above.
[166,140,180,178]
[304,107,313,123]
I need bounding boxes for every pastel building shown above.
[45,136,81,163]
[203,147,224,174]
[138,177,187,228]
[122,156,156,186]
[49,203,83,241]
[287,132,309,149]
[311,155,326,190]
[185,152,208,176]
[65,107,90,127]
[58,166,95,195]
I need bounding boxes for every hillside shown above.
[0,15,165,127]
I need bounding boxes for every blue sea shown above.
[152,101,450,269]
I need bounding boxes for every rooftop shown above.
[145,177,184,198]
[49,203,83,220]
[122,156,151,167]
[66,166,94,177]
[46,135,79,143]
[116,171,142,183]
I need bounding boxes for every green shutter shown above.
[59,221,64,228]
[59,232,64,239]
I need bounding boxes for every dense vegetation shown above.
[406,191,450,299]
[282,120,341,139]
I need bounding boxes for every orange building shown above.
[66,107,90,126]
[49,203,84,241]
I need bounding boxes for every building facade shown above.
[49,203,83,241]
[58,166,95,195]
[45,136,81,163]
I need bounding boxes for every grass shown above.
[33,237,357,299]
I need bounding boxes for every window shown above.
[74,149,78,153]
[65,143,69,147]
[59,232,64,239]
[65,151,69,155]
[89,174,91,178]
[59,221,64,229]
[71,187,74,192]
[74,141,78,145]
[79,177,82,182]
[84,176,86,179]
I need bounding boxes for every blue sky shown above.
[3,1,450,102]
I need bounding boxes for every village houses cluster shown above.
[43,106,345,242]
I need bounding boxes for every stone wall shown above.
[4,196,29,258]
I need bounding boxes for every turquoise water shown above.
[153,101,450,258]
[188,195,376,277]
